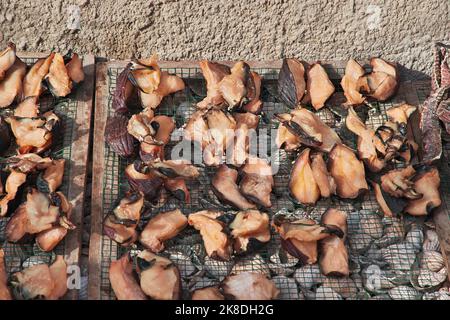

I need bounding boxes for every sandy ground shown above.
[0,0,448,76]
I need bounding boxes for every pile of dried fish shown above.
[0,43,85,300]
[106,51,448,301]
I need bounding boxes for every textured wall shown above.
[0,0,448,75]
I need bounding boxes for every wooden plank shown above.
[63,54,95,300]
[87,62,108,300]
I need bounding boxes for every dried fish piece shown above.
[5,188,64,242]
[230,210,270,254]
[105,114,136,157]
[239,157,274,208]
[10,255,68,300]
[163,177,190,203]
[192,286,224,300]
[341,59,366,105]
[14,96,39,118]
[0,42,17,81]
[129,56,161,94]
[380,166,421,199]
[125,162,164,202]
[45,53,72,97]
[278,58,306,108]
[289,149,335,205]
[242,71,263,114]
[306,62,335,110]
[104,64,136,157]
[277,107,341,152]
[149,159,200,179]
[276,122,301,151]
[7,111,59,154]
[272,215,344,264]
[109,253,147,300]
[0,170,27,217]
[65,52,84,84]
[359,58,398,101]
[103,193,143,246]
[139,209,188,252]
[140,71,185,109]
[328,144,368,199]
[346,106,387,171]
[36,192,74,252]
[197,61,230,109]
[420,85,448,162]
[319,209,349,276]
[404,166,441,216]
[0,57,26,108]
[218,61,250,108]
[227,112,260,167]
[188,210,232,261]
[22,53,54,99]
[136,250,181,300]
[221,272,279,300]
[211,165,256,210]
[0,249,12,300]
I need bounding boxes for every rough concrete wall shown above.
[0,0,448,75]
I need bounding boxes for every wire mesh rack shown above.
[0,53,94,299]
[90,60,450,300]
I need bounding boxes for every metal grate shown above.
[98,64,449,300]
[0,57,79,284]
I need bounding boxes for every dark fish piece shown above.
[420,86,448,163]
[432,42,450,92]
[112,63,133,114]
[105,114,136,157]
[278,58,306,108]
[125,162,164,202]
